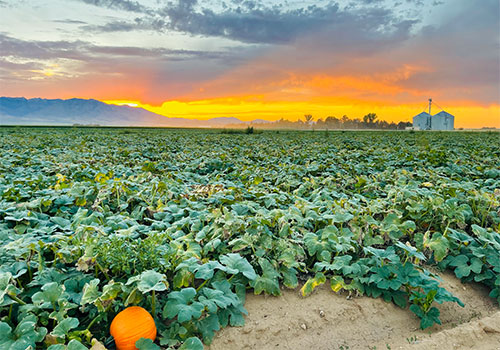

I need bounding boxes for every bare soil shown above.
[208,272,500,350]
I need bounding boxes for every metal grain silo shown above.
[431,111,454,130]
[413,112,431,130]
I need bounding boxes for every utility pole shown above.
[428,98,432,115]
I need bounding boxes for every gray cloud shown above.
[84,20,139,32]
[0,58,43,75]
[89,44,234,61]
[0,33,234,62]
[160,2,346,44]
[84,0,420,47]
[73,0,149,13]
[52,19,88,25]
[0,34,88,61]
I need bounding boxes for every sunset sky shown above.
[0,0,499,127]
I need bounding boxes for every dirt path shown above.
[209,272,499,350]
[410,311,500,350]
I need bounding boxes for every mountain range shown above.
[0,97,269,127]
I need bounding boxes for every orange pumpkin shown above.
[110,306,157,350]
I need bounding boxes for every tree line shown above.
[226,113,412,130]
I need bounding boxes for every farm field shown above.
[0,127,499,350]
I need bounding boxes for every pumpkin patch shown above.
[0,128,498,349]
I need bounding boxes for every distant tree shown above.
[304,114,313,124]
[379,120,389,129]
[363,113,378,127]
[325,116,339,129]
[316,118,325,128]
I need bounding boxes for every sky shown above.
[0,0,499,127]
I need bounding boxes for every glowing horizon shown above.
[102,98,500,129]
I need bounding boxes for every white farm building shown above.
[412,99,454,130]
[413,112,431,130]
[431,111,454,130]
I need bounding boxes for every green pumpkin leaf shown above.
[51,317,79,338]
[32,282,65,308]
[0,272,22,306]
[219,254,257,280]
[179,337,203,350]
[194,261,226,280]
[280,266,298,289]
[420,307,441,329]
[80,279,100,306]
[395,241,426,261]
[66,339,89,350]
[424,232,449,262]
[136,338,160,350]
[163,288,204,323]
[331,212,354,223]
[251,259,280,296]
[195,313,220,345]
[127,270,168,293]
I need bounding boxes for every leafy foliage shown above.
[0,127,499,348]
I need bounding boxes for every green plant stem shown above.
[196,279,209,292]
[480,202,493,227]
[8,294,27,305]
[227,275,236,283]
[151,290,156,316]
[27,261,32,280]
[86,314,101,331]
[95,261,110,281]
[38,249,43,272]
[116,186,121,207]
[443,221,451,236]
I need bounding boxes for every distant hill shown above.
[0,97,247,127]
